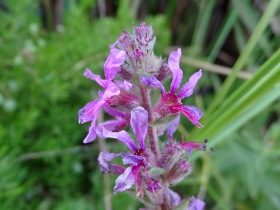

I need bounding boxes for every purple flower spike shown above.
[78,23,210,208]
[178,69,202,99]
[130,106,148,150]
[104,42,126,81]
[168,48,183,94]
[188,197,205,210]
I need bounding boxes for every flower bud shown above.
[160,141,185,171]
[133,22,155,55]
[167,159,193,185]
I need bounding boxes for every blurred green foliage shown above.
[1,0,280,210]
[0,0,169,209]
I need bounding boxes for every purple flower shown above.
[78,43,126,143]
[140,48,203,128]
[97,106,150,193]
[188,197,205,210]
[168,189,181,207]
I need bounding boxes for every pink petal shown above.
[83,120,97,143]
[168,189,181,207]
[168,48,183,94]
[176,105,203,128]
[114,80,133,91]
[84,68,107,88]
[99,125,137,151]
[166,115,180,139]
[140,76,166,93]
[178,69,202,99]
[189,197,205,210]
[130,106,148,150]
[103,106,126,118]
[95,119,127,138]
[104,42,126,81]
[121,153,147,166]
[98,151,121,173]
[101,81,120,99]
[78,100,106,124]
[114,166,135,193]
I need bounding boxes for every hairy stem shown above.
[140,85,160,161]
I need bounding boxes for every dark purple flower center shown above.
[134,148,145,156]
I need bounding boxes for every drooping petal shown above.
[101,81,120,99]
[178,69,202,99]
[78,99,106,124]
[139,76,166,93]
[188,197,205,210]
[168,189,181,207]
[121,153,147,166]
[98,151,121,173]
[168,48,183,94]
[98,125,137,151]
[104,42,126,81]
[114,166,135,193]
[95,119,127,138]
[175,105,203,128]
[84,68,108,88]
[166,115,180,139]
[103,105,126,118]
[83,120,97,143]
[130,106,148,150]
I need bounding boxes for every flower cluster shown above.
[78,23,209,210]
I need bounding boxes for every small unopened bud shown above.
[160,141,185,170]
[167,159,193,185]
[106,91,140,111]
[118,31,137,59]
[156,63,172,82]
[133,23,155,55]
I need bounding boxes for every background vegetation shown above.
[1,0,280,209]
